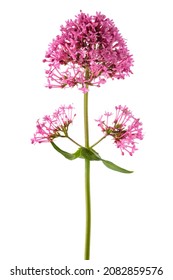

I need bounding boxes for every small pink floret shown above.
[31,105,75,144]
[96,105,143,156]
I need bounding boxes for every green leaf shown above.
[102,160,133,173]
[51,141,81,160]
[51,142,133,173]
[91,149,133,173]
[80,147,100,161]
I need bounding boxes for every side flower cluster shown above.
[31,105,76,144]
[96,105,143,155]
[43,11,133,93]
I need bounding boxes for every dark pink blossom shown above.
[43,11,133,93]
[31,105,75,144]
[96,105,143,155]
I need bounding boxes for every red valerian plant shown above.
[32,11,143,260]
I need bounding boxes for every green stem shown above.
[84,91,91,260]
[66,136,82,147]
[90,135,107,148]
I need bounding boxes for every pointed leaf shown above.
[51,142,133,173]
[51,141,81,160]
[102,159,133,173]
[91,149,133,173]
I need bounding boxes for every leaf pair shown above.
[51,141,133,174]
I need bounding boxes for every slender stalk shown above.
[90,135,107,148]
[66,136,82,147]
[84,90,91,260]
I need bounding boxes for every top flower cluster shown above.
[43,11,134,93]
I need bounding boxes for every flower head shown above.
[31,105,75,144]
[43,11,133,93]
[96,105,143,155]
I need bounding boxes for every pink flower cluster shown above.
[31,105,75,144]
[43,11,133,93]
[96,105,143,155]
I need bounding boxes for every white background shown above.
[0,0,173,279]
